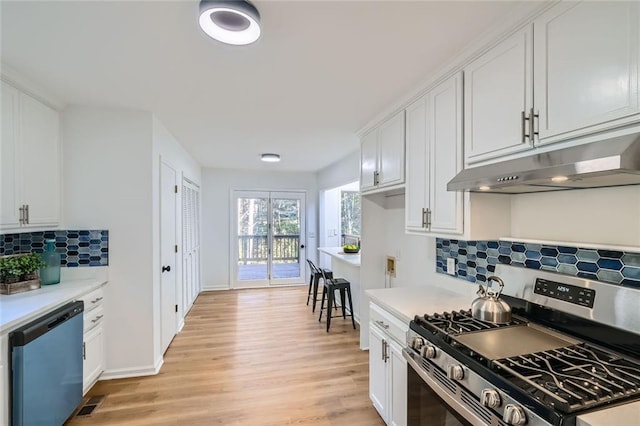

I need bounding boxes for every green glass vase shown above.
[40,239,61,285]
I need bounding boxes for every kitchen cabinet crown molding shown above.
[356,1,554,138]
[1,63,64,111]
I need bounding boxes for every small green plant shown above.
[0,253,46,282]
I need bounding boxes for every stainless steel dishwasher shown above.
[10,301,84,425]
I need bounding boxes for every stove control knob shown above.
[446,364,464,381]
[411,337,425,351]
[420,344,437,359]
[480,389,501,409]
[503,404,527,426]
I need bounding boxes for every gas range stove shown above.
[404,264,640,426]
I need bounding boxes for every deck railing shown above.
[238,234,300,264]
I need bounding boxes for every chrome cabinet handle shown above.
[530,108,539,143]
[18,205,24,225]
[421,208,427,228]
[83,342,86,360]
[521,110,530,143]
[375,320,389,329]
[25,204,29,224]
[91,297,103,304]
[426,209,431,229]
[91,314,104,323]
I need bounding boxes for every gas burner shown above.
[415,309,526,337]
[492,344,640,413]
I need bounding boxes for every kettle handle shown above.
[486,276,505,298]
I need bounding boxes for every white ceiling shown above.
[1,1,523,172]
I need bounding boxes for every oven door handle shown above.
[402,349,484,426]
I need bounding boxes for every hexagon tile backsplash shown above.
[436,238,640,289]
[0,230,108,267]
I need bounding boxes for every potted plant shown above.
[0,253,46,294]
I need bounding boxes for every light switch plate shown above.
[446,258,456,275]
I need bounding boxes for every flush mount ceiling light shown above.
[198,0,261,45]
[551,176,569,183]
[260,153,280,163]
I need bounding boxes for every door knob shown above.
[300,244,305,249]
[162,265,171,273]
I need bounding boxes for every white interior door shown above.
[232,190,306,288]
[160,161,178,354]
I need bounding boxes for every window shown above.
[341,190,361,242]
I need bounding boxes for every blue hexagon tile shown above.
[436,238,640,289]
[0,230,109,267]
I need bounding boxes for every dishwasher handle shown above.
[10,301,84,347]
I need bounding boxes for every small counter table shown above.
[317,247,361,323]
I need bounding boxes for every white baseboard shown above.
[100,357,164,381]
[177,318,185,332]
[201,283,230,291]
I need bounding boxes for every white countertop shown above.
[318,246,361,267]
[0,267,108,334]
[367,283,477,324]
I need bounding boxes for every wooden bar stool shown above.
[306,259,332,313]
[318,269,356,332]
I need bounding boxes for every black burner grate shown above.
[415,309,526,336]
[492,344,640,413]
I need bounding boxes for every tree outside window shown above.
[341,191,361,239]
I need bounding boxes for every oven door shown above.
[404,349,475,426]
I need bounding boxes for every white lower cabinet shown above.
[83,325,104,393]
[80,287,106,395]
[369,302,408,426]
[0,333,7,426]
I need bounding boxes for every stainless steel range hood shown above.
[447,133,640,194]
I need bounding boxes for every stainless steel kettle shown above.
[471,276,512,324]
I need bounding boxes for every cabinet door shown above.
[360,129,378,191]
[429,74,463,234]
[0,362,5,426]
[1,81,21,228]
[405,96,429,231]
[378,110,405,188]
[369,325,388,421]
[20,93,60,226]
[83,325,105,395]
[534,1,640,144]
[464,25,534,163]
[388,340,407,426]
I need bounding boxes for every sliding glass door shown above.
[232,191,306,288]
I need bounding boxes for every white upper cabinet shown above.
[534,1,640,144]
[405,96,429,231]
[360,129,378,191]
[429,75,463,234]
[465,1,639,163]
[377,111,405,188]
[405,73,463,235]
[20,92,60,226]
[360,110,405,193]
[464,25,534,163]
[0,81,21,228]
[0,81,61,230]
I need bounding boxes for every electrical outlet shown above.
[446,258,456,275]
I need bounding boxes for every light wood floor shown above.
[67,286,384,426]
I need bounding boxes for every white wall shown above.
[63,106,202,378]
[151,117,202,365]
[201,168,318,290]
[317,150,360,190]
[510,186,640,247]
[62,106,157,376]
